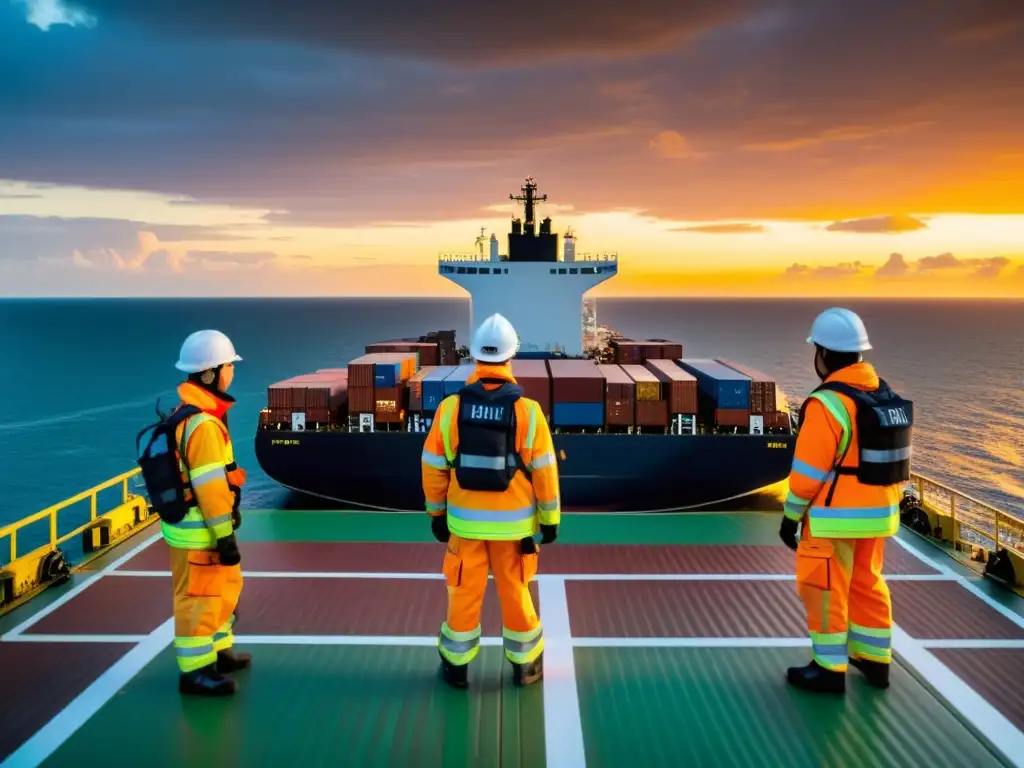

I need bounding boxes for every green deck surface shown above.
[4,509,1023,767]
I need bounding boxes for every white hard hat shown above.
[175,329,242,373]
[470,313,519,363]
[807,308,872,352]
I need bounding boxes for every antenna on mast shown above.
[509,176,547,228]
[474,226,487,257]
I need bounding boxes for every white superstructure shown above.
[438,178,618,356]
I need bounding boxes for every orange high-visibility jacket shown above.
[783,362,901,539]
[421,363,561,540]
[161,381,247,550]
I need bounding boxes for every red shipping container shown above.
[546,359,605,403]
[365,341,440,367]
[374,385,407,423]
[644,340,684,360]
[407,366,436,412]
[715,408,751,427]
[635,399,669,427]
[349,385,375,414]
[612,340,645,365]
[770,411,792,430]
[511,359,552,416]
[644,359,698,414]
[715,359,777,414]
[597,364,634,426]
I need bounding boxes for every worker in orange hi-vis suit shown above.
[421,313,561,688]
[780,308,914,694]
[162,330,249,697]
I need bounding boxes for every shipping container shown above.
[267,373,348,412]
[365,341,440,367]
[635,399,669,428]
[348,385,375,415]
[715,359,777,414]
[546,359,605,403]
[510,359,552,416]
[374,385,407,423]
[610,339,646,365]
[644,340,684,360]
[771,410,792,431]
[644,359,698,413]
[314,368,349,375]
[552,402,605,427]
[714,408,751,428]
[597,364,635,426]
[677,359,751,410]
[442,364,475,397]
[407,366,437,412]
[421,366,458,412]
[620,364,662,402]
[347,352,417,389]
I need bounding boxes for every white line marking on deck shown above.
[538,576,588,768]
[572,637,810,648]
[917,638,1024,650]
[231,635,503,646]
[2,634,148,643]
[1,532,161,641]
[0,618,173,768]
[893,535,1024,630]
[893,625,1024,768]
[105,569,953,582]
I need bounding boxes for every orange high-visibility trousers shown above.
[169,547,243,673]
[438,535,544,666]
[795,531,892,672]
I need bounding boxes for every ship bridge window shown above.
[558,268,567,274]
[550,268,556,274]
[479,267,490,274]
[456,267,466,273]
[569,268,578,274]
[581,267,595,274]
[504,268,508,273]
[466,267,478,274]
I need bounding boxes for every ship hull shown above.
[255,430,796,512]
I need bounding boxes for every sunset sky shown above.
[1,0,1022,298]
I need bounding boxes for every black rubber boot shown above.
[850,656,890,689]
[179,664,237,696]
[512,653,543,687]
[216,649,252,674]
[439,653,468,689]
[786,660,845,693]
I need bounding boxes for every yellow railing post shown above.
[9,531,15,563]
[90,493,98,522]
[995,513,1001,551]
[50,512,58,550]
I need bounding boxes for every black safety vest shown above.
[454,380,530,492]
[803,378,914,490]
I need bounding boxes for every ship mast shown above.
[509,176,547,227]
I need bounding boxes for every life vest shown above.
[453,380,530,492]
[801,378,913,505]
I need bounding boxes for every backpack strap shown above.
[804,382,862,506]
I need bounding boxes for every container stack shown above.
[266,371,349,427]
[347,352,417,429]
[510,359,552,419]
[621,364,668,429]
[677,359,752,430]
[611,338,684,365]
[597,364,635,429]
[364,340,440,367]
[546,359,605,428]
[442,364,475,397]
[716,360,780,435]
[644,359,698,434]
[421,366,458,413]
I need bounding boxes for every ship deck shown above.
[2,511,1023,767]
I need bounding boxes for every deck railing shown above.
[910,471,1024,556]
[0,468,144,564]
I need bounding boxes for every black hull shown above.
[255,430,797,512]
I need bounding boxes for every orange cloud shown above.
[671,223,766,234]
[825,215,927,234]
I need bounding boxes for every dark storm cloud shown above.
[2,0,1022,223]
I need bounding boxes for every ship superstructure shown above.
[438,177,617,356]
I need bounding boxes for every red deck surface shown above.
[120,539,936,575]
[0,642,132,758]
[890,581,1024,640]
[932,649,1024,731]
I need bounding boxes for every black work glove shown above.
[520,536,539,554]
[216,533,242,566]
[540,524,558,545]
[431,515,450,543]
[779,517,799,551]
[230,485,242,530]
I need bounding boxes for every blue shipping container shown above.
[553,402,604,427]
[374,361,402,388]
[442,364,475,397]
[676,359,751,410]
[421,366,458,412]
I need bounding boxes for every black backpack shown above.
[454,380,531,493]
[136,400,202,524]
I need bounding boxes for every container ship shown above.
[255,177,798,511]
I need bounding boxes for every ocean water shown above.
[0,297,1021,552]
